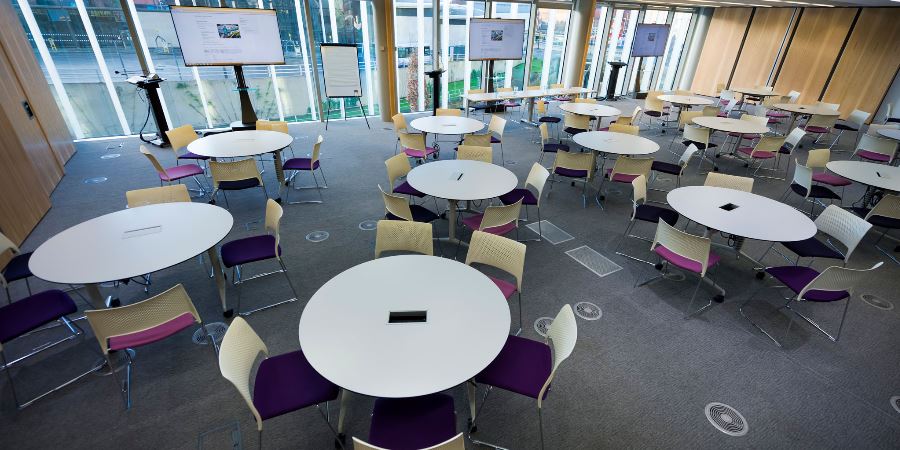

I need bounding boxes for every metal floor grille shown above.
[525,220,574,245]
[566,246,623,278]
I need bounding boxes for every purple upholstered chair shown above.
[615,175,679,266]
[140,145,207,195]
[467,304,577,450]
[358,394,458,450]
[499,163,550,241]
[0,290,88,409]
[741,262,882,347]
[220,317,344,450]
[0,232,34,304]
[283,134,327,204]
[756,205,871,269]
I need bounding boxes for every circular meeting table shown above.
[574,131,660,208]
[298,255,510,399]
[876,128,900,142]
[407,160,517,244]
[827,160,900,208]
[29,202,234,312]
[658,94,715,124]
[187,130,294,201]
[409,116,485,152]
[559,103,623,131]
[693,116,769,168]
[732,87,782,104]
[772,103,841,131]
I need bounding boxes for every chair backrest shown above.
[385,153,412,187]
[807,114,838,129]
[526,85,541,91]
[391,113,407,132]
[646,90,663,101]
[255,119,289,134]
[644,96,664,113]
[209,158,263,188]
[469,88,484,94]
[165,124,198,154]
[814,205,872,263]
[719,89,735,102]
[0,232,20,287]
[855,133,897,160]
[573,98,598,104]
[675,89,692,96]
[631,174,648,213]
[805,148,830,169]
[616,106,641,126]
[720,97,738,116]
[608,123,639,135]
[846,109,870,128]
[463,133,492,147]
[678,144,700,171]
[375,220,433,257]
[539,123,550,144]
[791,160,813,197]
[536,99,547,115]
[497,87,513,93]
[563,112,590,130]
[265,198,283,257]
[85,283,202,355]
[553,151,595,179]
[457,145,493,163]
[436,108,461,117]
[140,145,169,177]
[784,127,807,150]
[751,135,786,156]
[702,106,719,117]
[787,90,801,103]
[479,199,522,231]
[466,230,526,293]
[551,83,564,89]
[651,220,713,276]
[308,135,324,166]
[353,433,465,450]
[865,194,900,222]
[398,130,427,152]
[816,101,840,111]
[218,316,268,431]
[378,185,413,221]
[126,184,190,208]
[683,125,710,147]
[610,156,653,180]
[489,115,507,137]
[678,111,703,130]
[704,172,753,192]
[538,304,577,408]
[798,262,882,301]
[740,113,768,128]
[524,163,551,207]
[866,123,900,136]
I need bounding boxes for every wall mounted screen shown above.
[468,18,526,61]
[170,6,285,66]
[630,24,670,58]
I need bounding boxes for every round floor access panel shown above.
[358,220,378,231]
[574,301,602,321]
[861,294,893,311]
[306,231,330,242]
[891,396,900,414]
[100,153,121,159]
[705,402,748,437]
[533,316,553,337]
[83,176,108,184]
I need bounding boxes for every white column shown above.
[416,0,426,111]
[587,7,605,89]
[125,0,172,128]
[539,10,556,89]
[295,0,318,120]
[463,0,473,103]
[360,0,375,114]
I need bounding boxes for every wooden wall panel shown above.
[773,8,856,105]
[690,8,752,96]
[822,8,900,121]
[730,8,795,90]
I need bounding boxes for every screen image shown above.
[630,24,670,58]
[170,6,285,66]
[468,18,526,61]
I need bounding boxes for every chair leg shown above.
[739,285,790,347]
[538,406,545,450]
[515,292,523,336]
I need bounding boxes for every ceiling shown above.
[620,0,900,8]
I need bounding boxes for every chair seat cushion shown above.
[283,158,320,171]
[654,245,720,274]
[812,172,852,187]
[803,125,830,134]
[393,181,425,197]
[403,147,437,159]
[682,140,718,150]
[644,111,665,118]
[737,147,775,159]
[0,290,77,344]
[503,101,521,108]
[766,111,790,118]
[218,178,261,190]
[765,266,849,302]
[386,205,440,223]
[178,151,210,161]
[768,118,782,124]
[462,214,517,236]
[833,123,858,131]
[490,136,501,144]
[779,144,793,155]
[489,276,518,299]
[605,169,639,183]
[651,161,682,176]
[857,150,891,162]
[554,167,589,178]
[2,252,33,283]
[254,349,340,421]
[634,205,679,225]
[539,116,561,123]
[564,127,587,135]
[475,335,551,400]
[221,235,280,268]
[369,394,456,450]
[728,132,760,140]
[852,210,900,229]
[542,143,570,153]
[160,164,204,182]
[108,312,196,351]
[790,183,841,200]
[499,188,538,206]
[782,237,844,261]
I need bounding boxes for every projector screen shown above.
[170,6,285,66]
[468,18,526,61]
[630,24,670,58]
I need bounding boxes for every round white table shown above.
[559,103,623,130]
[772,103,841,131]
[410,116,485,136]
[29,203,234,311]
[732,87,782,98]
[298,255,510,398]
[407,160,517,243]
[188,130,294,200]
[573,131,660,156]
[693,116,769,165]
[877,128,900,141]
[827,160,900,209]
[657,95,715,107]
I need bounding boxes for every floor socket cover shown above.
[566,245,623,278]
[861,294,893,311]
[192,322,228,345]
[891,396,900,414]
[524,220,574,245]
[705,402,748,436]
[574,302,602,320]
[534,317,553,337]
[358,220,378,231]
[306,231,330,242]
[83,177,108,184]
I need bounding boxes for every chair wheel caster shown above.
[713,166,720,172]
[599,195,606,200]
[756,271,766,280]
[274,197,282,204]
[570,182,575,187]
[109,298,121,307]
[715,154,720,158]
[467,418,477,433]
[894,245,900,252]
[334,433,346,448]
[284,180,290,186]
[654,263,664,271]
[713,294,725,303]
[744,163,749,167]
[208,199,216,205]
[223,309,234,318]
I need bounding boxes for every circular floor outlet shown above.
[861,294,893,311]
[574,302,602,321]
[533,317,553,337]
[705,402,748,437]
[100,153,121,159]
[83,176,108,184]
[306,231,330,242]
[891,396,900,414]
[358,220,378,231]
[504,160,517,165]
[192,322,228,345]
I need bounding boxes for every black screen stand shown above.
[425,69,445,115]
[230,66,258,131]
[600,61,628,101]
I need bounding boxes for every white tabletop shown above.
[187,130,293,158]
[732,87,782,97]
[573,131,660,156]
[877,128,900,141]
[410,116,485,135]
[693,116,769,135]
[773,103,841,117]
[559,103,623,118]
[826,160,900,192]
[29,203,233,285]
[465,87,593,102]
[407,160,517,201]
[657,95,715,106]
[298,255,510,398]
[667,186,816,242]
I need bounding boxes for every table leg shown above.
[207,247,230,316]
[83,283,107,309]
[273,150,285,202]
[519,97,538,126]
[448,199,459,241]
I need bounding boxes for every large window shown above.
[598,8,638,97]
[582,3,608,89]
[655,11,692,91]
[441,0,485,109]
[626,8,668,94]
[528,7,570,89]
[490,1,530,91]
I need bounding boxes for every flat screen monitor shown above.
[170,6,285,66]
[630,24,670,58]
[468,18,526,61]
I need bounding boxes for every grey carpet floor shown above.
[1,99,899,449]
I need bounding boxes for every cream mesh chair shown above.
[1,232,34,303]
[757,204,871,268]
[642,96,669,130]
[84,284,212,409]
[461,199,523,243]
[209,158,267,208]
[126,184,191,207]
[563,112,591,144]
[499,163,551,241]
[140,145,207,195]
[378,185,440,223]
[488,115,508,164]
[398,130,437,163]
[283,135,327,204]
[220,199,300,316]
[737,135,786,177]
[165,124,209,169]
[457,145,493,164]
[702,106,719,117]
[467,88,487,117]
[781,160,840,216]
[496,87,521,114]
[435,108,461,117]
[665,110,703,154]
[704,172,753,192]
[805,148,852,193]
[535,99,561,139]
[467,304,577,450]
[353,433,465,450]
[651,144,700,193]
[683,125,717,172]
[391,113,407,154]
[608,123,639,135]
[775,127,808,179]
[374,220,434,257]
[742,262,882,347]
[615,175,680,266]
[256,120,295,158]
[466,231,526,333]
[852,133,897,164]
[803,114,839,144]
[598,156,653,208]
[462,132,492,147]
[616,106,642,126]
[857,194,900,265]
[829,109,869,149]
[536,122,569,164]
[719,89,735,108]
[219,317,343,449]
[725,113,768,148]
[385,152,425,202]
[548,150,595,208]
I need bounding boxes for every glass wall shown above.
[528,7,570,89]
[626,8,668,94]
[394,0,434,112]
[655,10,692,91]
[440,0,485,109]
[598,7,638,97]
[582,3,608,89]
[490,1,530,90]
